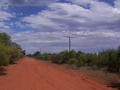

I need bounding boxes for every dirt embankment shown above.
[0,57,119,90]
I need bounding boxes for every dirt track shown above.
[0,57,117,90]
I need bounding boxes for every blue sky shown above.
[0,0,120,54]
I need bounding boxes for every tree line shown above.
[0,32,25,66]
[28,47,120,73]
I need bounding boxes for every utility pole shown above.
[64,36,75,52]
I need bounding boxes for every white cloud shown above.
[22,3,91,30]
[9,0,58,6]
[11,30,69,53]
[23,13,59,29]
[11,28,120,54]
[0,0,119,53]
[19,0,120,53]
[114,0,120,9]
[0,0,15,33]
[113,8,120,14]
[0,10,13,21]
[0,0,13,21]
[22,1,120,30]
[75,30,120,38]
[69,0,95,6]
[0,0,9,10]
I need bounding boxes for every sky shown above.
[0,0,120,54]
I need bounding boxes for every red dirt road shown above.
[0,57,117,90]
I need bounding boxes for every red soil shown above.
[0,57,118,90]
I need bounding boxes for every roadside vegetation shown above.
[0,32,25,66]
[28,47,120,73]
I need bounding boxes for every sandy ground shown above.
[0,57,118,90]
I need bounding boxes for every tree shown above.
[0,32,11,46]
[0,32,24,66]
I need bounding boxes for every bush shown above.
[0,53,10,66]
[107,48,120,72]
[29,45,120,73]
[0,32,24,66]
[42,53,51,60]
[32,51,42,59]
[0,32,11,46]
[76,53,87,67]
[69,50,77,58]
[32,51,52,60]
[0,44,10,66]
[67,58,77,64]
[86,53,98,66]
[7,48,23,64]
[58,51,69,64]
[51,55,61,64]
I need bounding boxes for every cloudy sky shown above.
[0,0,120,54]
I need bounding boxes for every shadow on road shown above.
[108,82,120,90]
[0,67,7,76]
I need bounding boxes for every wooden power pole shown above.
[64,36,75,52]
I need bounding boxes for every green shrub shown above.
[51,55,61,64]
[0,53,10,66]
[29,44,120,73]
[69,50,77,58]
[0,32,11,46]
[0,43,10,66]
[7,48,23,64]
[42,53,51,60]
[76,53,87,67]
[58,51,69,64]
[86,53,98,66]
[67,58,77,64]
[0,32,24,66]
